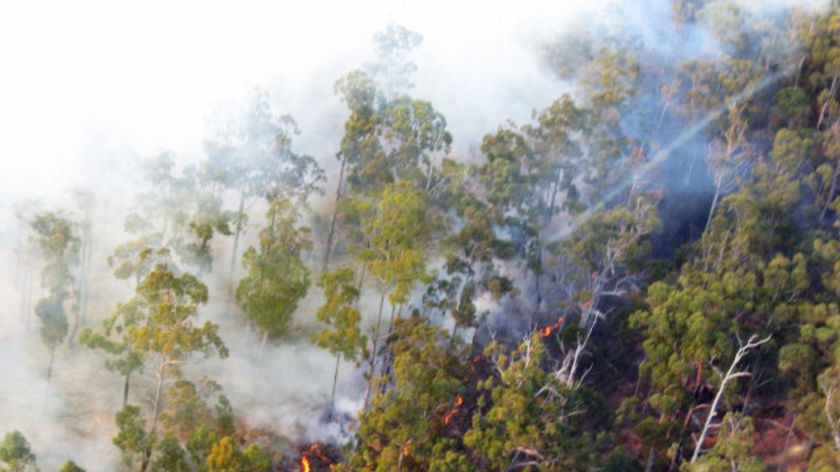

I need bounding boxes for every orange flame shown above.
[403,444,410,456]
[302,455,311,472]
[444,395,464,425]
[540,316,564,337]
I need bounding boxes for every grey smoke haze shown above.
[0,0,615,198]
[0,0,829,470]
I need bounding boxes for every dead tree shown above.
[690,333,772,463]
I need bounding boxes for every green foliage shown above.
[205,436,272,472]
[28,211,80,377]
[203,87,325,205]
[313,267,366,364]
[384,97,452,189]
[153,436,190,472]
[58,461,85,472]
[346,316,467,471]
[370,23,423,97]
[114,377,244,470]
[236,198,312,341]
[125,262,226,362]
[80,248,156,404]
[107,256,227,471]
[360,181,432,306]
[12,4,840,472]
[0,431,36,472]
[113,405,150,458]
[160,379,234,442]
[465,335,597,470]
[681,413,764,472]
[34,294,68,352]
[29,212,80,294]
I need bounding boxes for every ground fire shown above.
[443,395,464,425]
[540,316,564,337]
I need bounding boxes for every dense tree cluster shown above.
[6,1,840,470]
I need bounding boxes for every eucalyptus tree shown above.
[464,335,599,471]
[338,316,468,472]
[28,211,80,381]
[474,97,587,312]
[70,188,94,340]
[312,267,366,418]
[0,430,37,472]
[235,197,312,346]
[119,152,233,275]
[108,254,228,472]
[83,246,180,406]
[203,88,324,292]
[368,22,423,99]
[322,24,451,272]
[79,308,144,407]
[360,182,431,331]
[322,69,384,272]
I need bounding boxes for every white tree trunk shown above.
[691,334,771,463]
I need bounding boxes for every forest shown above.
[2,0,840,470]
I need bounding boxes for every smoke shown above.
[0,0,829,469]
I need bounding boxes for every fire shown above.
[540,316,564,337]
[299,443,334,471]
[403,444,411,456]
[444,395,464,425]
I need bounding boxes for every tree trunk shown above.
[363,290,389,410]
[123,371,132,408]
[20,259,33,332]
[329,354,341,420]
[691,335,770,463]
[261,330,268,354]
[322,157,347,274]
[227,191,247,305]
[703,174,723,236]
[47,346,55,383]
[821,161,839,223]
[70,211,93,346]
[141,359,168,472]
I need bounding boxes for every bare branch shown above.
[691,334,771,463]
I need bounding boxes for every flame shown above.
[403,444,410,456]
[540,316,564,337]
[444,395,464,425]
[300,443,335,471]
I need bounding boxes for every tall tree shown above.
[0,431,37,472]
[236,197,312,346]
[339,316,467,472]
[464,335,599,471]
[312,267,366,418]
[357,181,434,403]
[204,88,323,293]
[29,211,80,381]
[110,257,228,472]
